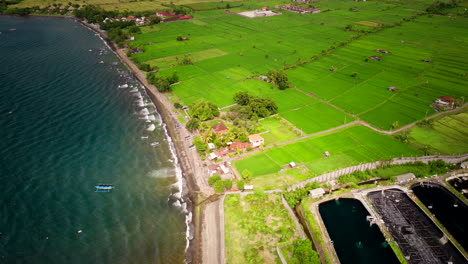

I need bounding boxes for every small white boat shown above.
[141,136,148,139]
[150,142,160,147]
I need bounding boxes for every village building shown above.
[248,134,264,147]
[324,151,330,158]
[368,55,381,61]
[461,161,468,169]
[208,152,218,160]
[156,11,176,18]
[212,122,228,134]
[276,4,322,14]
[292,0,316,3]
[387,86,398,92]
[289,162,297,168]
[229,141,251,151]
[214,149,231,157]
[244,185,254,190]
[208,143,216,150]
[376,49,390,54]
[433,96,456,110]
[68,6,75,11]
[309,188,325,199]
[395,173,415,184]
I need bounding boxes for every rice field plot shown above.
[288,14,468,129]
[280,104,354,135]
[234,154,281,177]
[259,117,298,145]
[224,193,301,264]
[408,112,468,155]
[234,125,420,180]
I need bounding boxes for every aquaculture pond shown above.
[319,198,399,264]
[412,182,468,251]
[368,189,467,264]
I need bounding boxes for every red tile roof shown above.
[212,123,228,134]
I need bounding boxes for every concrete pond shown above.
[412,182,468,252]
[318,198,399,264]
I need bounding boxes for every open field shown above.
[408,112,468,155]
[234,125,421,187]
[224,192,301,264]
[289,15,468,129]
[13,0,245,11]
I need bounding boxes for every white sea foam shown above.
[146,124,156,132]
[140,108,150,115]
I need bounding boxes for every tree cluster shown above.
[232,91,278,120]
[426,0,458,14]
[147,72,178,92]
[207,175,236,193]
[291,240,321,264]
[267,69,290,90]
[189,99,219,121]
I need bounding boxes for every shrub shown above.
[224,179,233,189]
[208,175,221,185]
[214,180,225,193]
[237,180,245,190]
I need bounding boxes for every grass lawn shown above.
[224,193,301,264]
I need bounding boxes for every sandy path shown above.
[202,198,223,264]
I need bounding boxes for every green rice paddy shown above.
[82,0,467,186]
[235,125,421,182]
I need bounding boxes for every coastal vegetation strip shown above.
[223,192,319,263]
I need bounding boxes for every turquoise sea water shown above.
[0,16,187,263]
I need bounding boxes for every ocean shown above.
[0,16,187,264]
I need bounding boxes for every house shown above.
[368,55,381,61]
[208,152,218,160]
[212,123,228,134]
[248,134,264,147]
[244,185,254,190]
[48,6,56,10]
[208,143,216,150]
[395,173,415,184]
[261,6,269,11]
[376,49,390,54]
[229,141,251,151]
[214,149,231,157]
[387,86,398,92]
[309,188,325,199]
[434,96,456,108]
[324,151,330,158]
[157,11,176,18]
[461,161,468,169]
[68,6,75,11]
[289,162,297,168]
[293,0,315,3]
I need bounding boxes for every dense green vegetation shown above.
[224,193,301,263]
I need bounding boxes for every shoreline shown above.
[74,18,209,264]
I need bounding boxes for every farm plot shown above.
[259,116,298,145]
[408,112,468,155]
[280,103,354,134]
[288,15,468,130]
[234,125,420,181]
[224,193,301,264]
